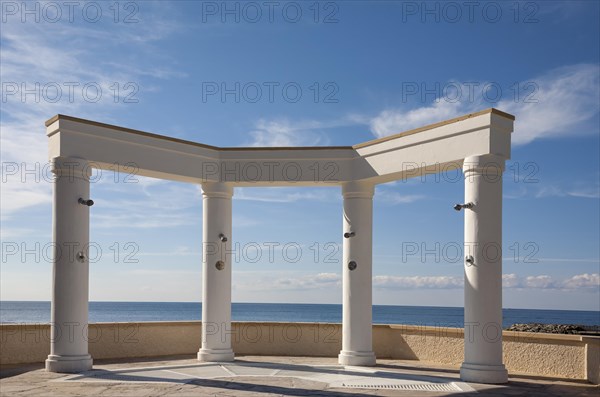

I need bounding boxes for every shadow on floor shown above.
[68,358,461,386]
[0,363,44,379]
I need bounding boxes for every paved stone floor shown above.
[1,355,598,396]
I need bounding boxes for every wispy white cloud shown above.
[91,180,201,229]
[245,113,367,147]
[273,272,341,290]
[561,273,600,289]
[0,117,54,221]
[568,189,600,199]
[235,272,342,291]
[235,187,340,203]
[524,257,599,263]
[236,186,424,205]
[500,64,600,145]
[375,189,425,205]
[505,179,600,200]
[127,269,198,276]
[247,118,331,147]
[373,275,463,289]
[0,4,184,220]
[371,273,600,290]
[370,100,463,138]
[503,273,600,290]
[524,275,556,289]
[502,273,520,288]
[368,64,600,146]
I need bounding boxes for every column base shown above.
[460,362,508,384]
[198,348,235,362]
[338,350,376,366]
[45,354,93,373]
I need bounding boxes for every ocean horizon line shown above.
[2,301,598,326]
[1,300,598,313]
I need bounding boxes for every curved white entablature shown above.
[45,108,514,186]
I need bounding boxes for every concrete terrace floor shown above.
[1,356,598,397]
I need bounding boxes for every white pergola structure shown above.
[44,108,514,384]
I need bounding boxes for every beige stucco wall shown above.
[586,338,600,384]
[1,322,597,383]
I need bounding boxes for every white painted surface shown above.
[46,110,513,186]
[45,157,93,373]
[45,109,514,383]
[198,182,235,362]
[460,154,508,384]
[338,181,376,366]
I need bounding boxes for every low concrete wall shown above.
[1,322,598,383]
[384,324,599,383]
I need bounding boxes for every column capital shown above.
[51,157,91,181]
[463,154,505,176]
[201,182,233,198]
[342,181,374,199]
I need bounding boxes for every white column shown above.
[198,182,235,362]
[338,181,376,366]
[46,157,93,373]
[460,154,508,384]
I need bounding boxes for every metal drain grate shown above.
[341,382,462,392]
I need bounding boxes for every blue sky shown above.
[1,1,599,310]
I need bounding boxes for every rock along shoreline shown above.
[506,323,600,336]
